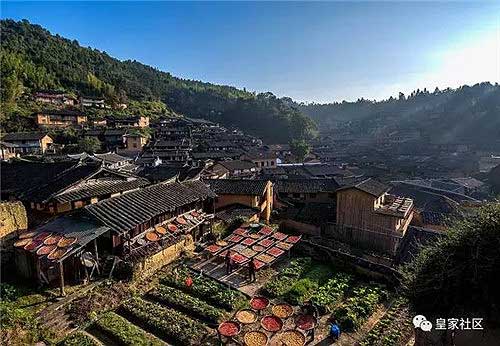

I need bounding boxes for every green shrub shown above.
[286,278,319,305]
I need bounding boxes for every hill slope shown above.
[0,19,317,143]
[299,83,500,148]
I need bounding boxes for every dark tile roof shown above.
[191,151,242,160]
[275,178,340,194]
[138,165,186,182]
[1,161,75,197]
[93,152,132,164]
[2,132,51,142]
[104,129,127,136]
[204,179,270,196]
[53,176,150,203]
[279,203,337,226]
[85,179,216,233]
[38,109,85,116]
[215,204,260,223]
[217,160,256,171]
[339,178,390,197]
[22,163,103,203]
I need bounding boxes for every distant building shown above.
[81,96,107,108]
[124,133,148,151]
[209,160,257,178]
[107,116,149,128]
[0,141,20,160]
[205,179,274,223]
[34,109,87,128]
[33,91,77,106]
[1,132,54,155]
[241,150,277,169]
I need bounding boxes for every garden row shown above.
[147,284,223,325]
[359,297,412,346]
[159,266,247,311]
[262,257,387,331]
[121,297,208,346]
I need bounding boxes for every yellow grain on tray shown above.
[244,331,268,346]
[236,309,257,324]
[272,303,294,319]
[277,330,305,346]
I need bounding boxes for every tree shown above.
[402,204,500,321]
[290,139,310,162]
[77,137,101,153]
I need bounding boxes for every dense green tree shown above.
[402,204,500,321]
[77,137,101,153]
[0,19,317,143]
[290,139,311,162]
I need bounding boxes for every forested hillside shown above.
[299,83,500,147]
[0,19,317,143]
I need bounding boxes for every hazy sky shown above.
[2,1,499,103]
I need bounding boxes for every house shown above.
[13,179,216,293]
[209,160,258,178]
[107,116,149,128]
[0,141,19,160]
[81,96,107,108]
[1,132,54,155]
[34,109,87,128]
[103,128,127,150]
[274,178,340,204]
[93,152,133,169]
[33,91,77,106]
[241,150,277,169]
[336,178,414,235]
[17,162,150,215]
[123,133,148,151]
[205,179,274,223]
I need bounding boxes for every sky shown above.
[1,1,499,103]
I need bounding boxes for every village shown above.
[1,90,499,346]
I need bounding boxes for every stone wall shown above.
[0,201,28,267]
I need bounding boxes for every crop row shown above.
[359,298,411,346]
[148,284,223,324]
[160,266,245,310]
[121,297,207,346]
[333,285,387,332]
[61,331,101,346]
[94,311,164,346]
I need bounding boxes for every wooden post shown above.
[94,239,99,262]
[59,261,66,297]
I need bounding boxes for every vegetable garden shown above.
[64,257,411,345]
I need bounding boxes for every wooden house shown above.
[1,132,54,155]
[33,91,77,106]
[14,179,216,294]
[209,160,258,178]
[336,178,414,235]
[19,162,149,215]
[35,110,87,128]
[205,179,273,223]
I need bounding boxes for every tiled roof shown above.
[93,152,132,164]
[53,177,150,203]
[204,179,270,196]
[215,204,260,223]
[85,179,216,233]
[340,178,390,197]
[217,160,256,171]
[2,132,51,142]
[1,161,75,197]
[22,163,103,202]
[275,178,340,194]
[38,109,85,116]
